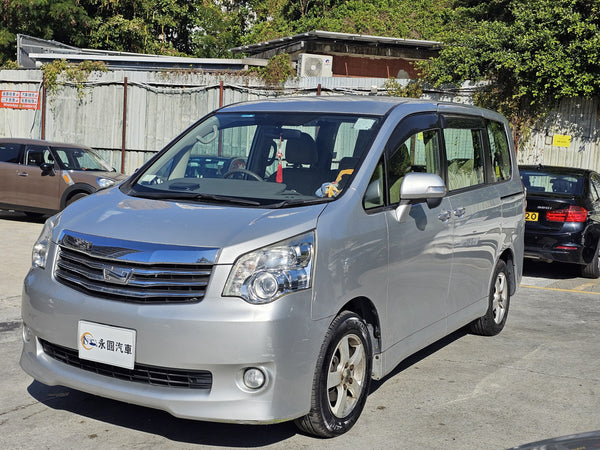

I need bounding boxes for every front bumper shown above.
[20,261,326,424]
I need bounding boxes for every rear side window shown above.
[487,121,512,182]
[0,143,21,163]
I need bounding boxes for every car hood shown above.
[53,186,326,264]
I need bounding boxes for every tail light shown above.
[546,205,588,222]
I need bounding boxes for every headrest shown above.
[286,132,318,166]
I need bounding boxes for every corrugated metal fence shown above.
[1,69,599,173]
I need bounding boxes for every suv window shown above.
[364,113,440,209]
[0,143,21,163]
[24,145,51,167]
[444,117,485,190]
[487,120,512,182]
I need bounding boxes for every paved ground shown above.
[1,209,599,449]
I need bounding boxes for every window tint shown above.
[590,174,600,202]
[389,130,440,204]
[487,121,512,182]
[520,170,584,195]
[363,113,441,210]
[24,145,51,167]
[445,127,485,190]
[0,143,21,163]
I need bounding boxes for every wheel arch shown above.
[60,183,96,209]
[337,296,381,355]
[499,248,517,296]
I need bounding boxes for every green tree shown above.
[0,0,91,64]
[244,0,453,44]
[422,0,600,139]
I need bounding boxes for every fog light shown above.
[22,324,32,343]
[243,368,266,389]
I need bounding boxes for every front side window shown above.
[127,112,382,207]
[24,145,51,167]
[389,130,440,204]
[363,113,441,210]
[53,147,112,171]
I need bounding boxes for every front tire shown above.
[294,311,372,438]
[469,259,510,336]
[66,192,88,206]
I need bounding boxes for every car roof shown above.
[218,95,504,120]
[0,137,91,149]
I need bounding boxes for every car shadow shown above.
[522,259,582,280]
[27,381,300,446]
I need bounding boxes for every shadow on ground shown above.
[27,381,300,447]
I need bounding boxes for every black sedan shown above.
[520,165,600,278]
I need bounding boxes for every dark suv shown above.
[0,138,126,215]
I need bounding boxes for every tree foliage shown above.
[422,0,600,136]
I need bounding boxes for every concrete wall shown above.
[1,69,599,174]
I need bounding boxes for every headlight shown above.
[223,232,314,304]
[97,177,116,189]
[32,213,61,269]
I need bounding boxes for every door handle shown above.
[438,210,451,222]
[17,172,28,177]
[453,207,466,218]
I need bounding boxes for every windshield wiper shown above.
[268,197,333,208]
[194,193,261,206]
[130,190,260,206]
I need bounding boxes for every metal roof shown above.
[231,30,442,55]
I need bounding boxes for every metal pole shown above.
[120,76,128,174]
[218,81,223,156]
[41,74,47,139]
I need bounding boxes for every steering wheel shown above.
[223,169,264,181]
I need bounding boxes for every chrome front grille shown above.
[54,230,219,304]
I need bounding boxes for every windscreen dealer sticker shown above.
[78,321,136,369]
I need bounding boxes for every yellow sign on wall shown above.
[552,134,572,147]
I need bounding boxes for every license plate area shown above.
[78,321,136,369]
[525,211,539,221]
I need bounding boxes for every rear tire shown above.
[469,259,510,336]
[294,311,372,438]
[581,242,600,279]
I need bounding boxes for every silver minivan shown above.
[20,97,525,437]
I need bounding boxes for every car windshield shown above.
[129,111,382,207]
[521,170,584,195]
[53,146,113,171]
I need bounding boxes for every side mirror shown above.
[395,172,447,222]
[40,162,55,176]
[400,172,447,201]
